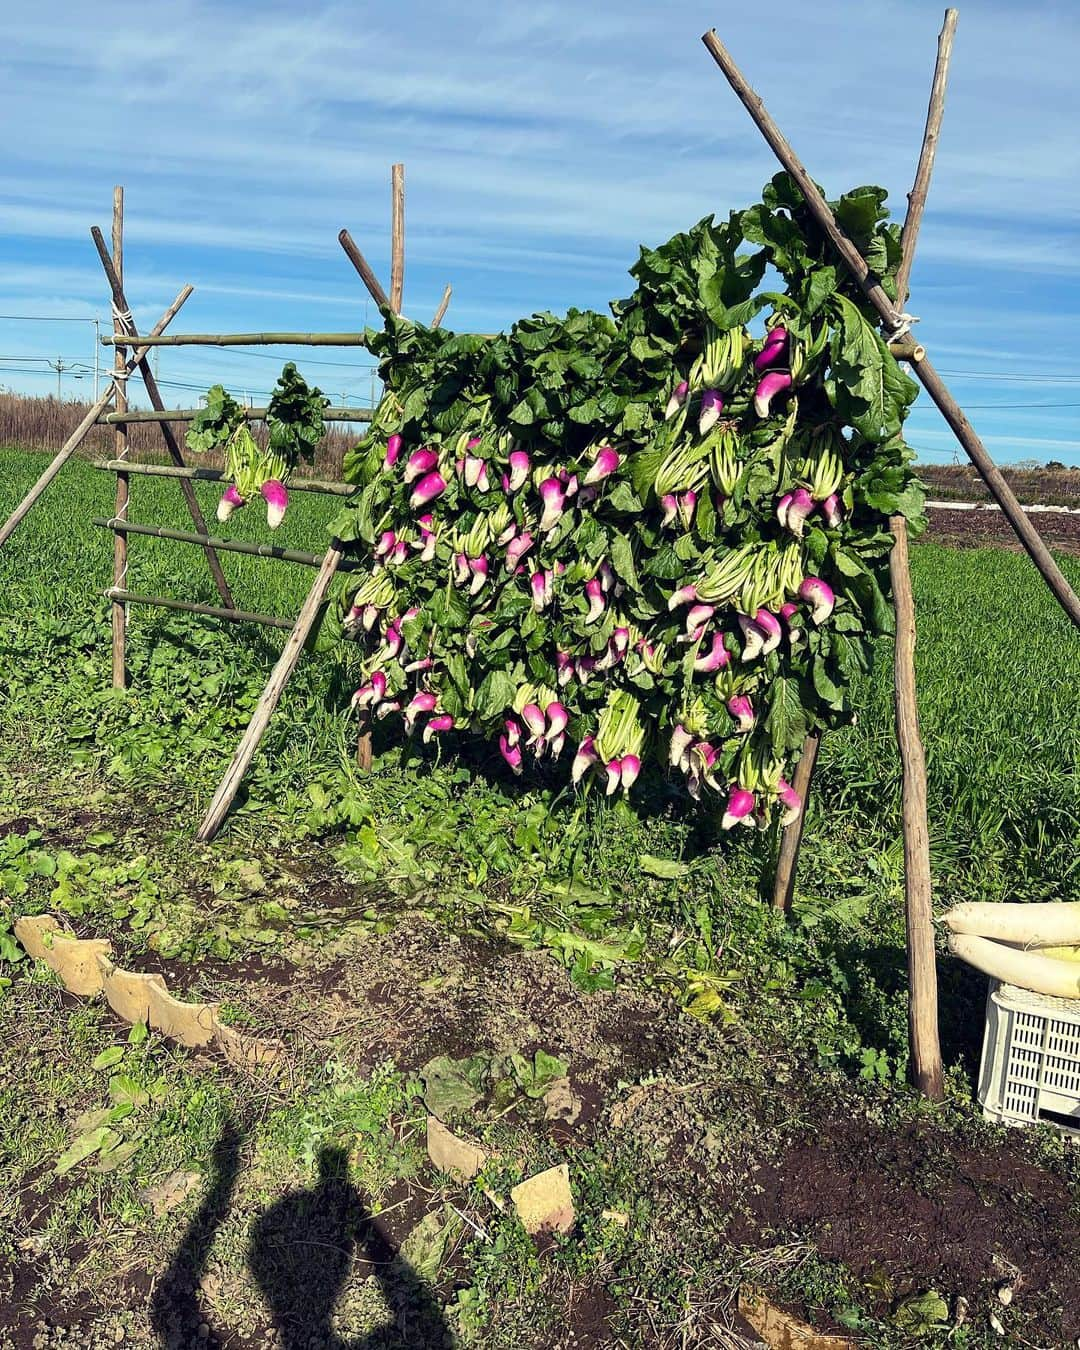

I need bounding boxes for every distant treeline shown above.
[0,392,358,479]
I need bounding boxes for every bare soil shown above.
[6,908,1080,1347]
[923,503,1080,556]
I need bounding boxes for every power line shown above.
[0,313,99,323]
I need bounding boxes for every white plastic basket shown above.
[978,980,1080,1130]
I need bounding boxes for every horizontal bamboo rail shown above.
[91,516,362,569]
[100,331,372,348]
[91,460,353,497]
[105,588,293,631]
[97,406,373,425]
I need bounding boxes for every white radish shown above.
[948,933,1080,999]
[944,901,1080,948]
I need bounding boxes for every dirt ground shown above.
[923,504,1080,555]
[5,907,1080,1349]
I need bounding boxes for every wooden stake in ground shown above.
[0,289,192,550]
[771,732,820,913]
[90,228,235,612]
[895,10,958,307]
[889,515,944,1100]
[432,284,452,328]
[391,163,405,314]
[771,10,958,913]
[700,26,1080,632]
[337,231,391,310]
[110,188,130,688]
[195,542,343,841]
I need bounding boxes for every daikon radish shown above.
[948,933,1080,999]
[943,902,1080,947]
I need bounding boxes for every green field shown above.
[2,446,1080,1347]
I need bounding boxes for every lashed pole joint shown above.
[700,25,1080,632]
[90,227,235,610]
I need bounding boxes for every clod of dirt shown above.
[146,983,218,1048]
[101,963,166,1025]
[426,1116,487,1181]
[140,1170,202,1216]
[510,1163,574,1237]
[738,1286,853,1349]
[14,916,112,995]
[543,1077,583,1128]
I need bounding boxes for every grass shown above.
[2,445,1080,1346]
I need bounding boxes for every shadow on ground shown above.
[150,1125,452,1349]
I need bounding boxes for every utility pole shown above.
[93,319,100,400]
[47,356,71,400]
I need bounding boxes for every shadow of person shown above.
[248,1144,452,1349]
[149,1118,243,1349]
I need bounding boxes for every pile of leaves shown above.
[328,173,924,828]
[188,362,329,529]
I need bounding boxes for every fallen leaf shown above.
[55,1126,121,1176]
[397,1206,462,1284]
[420,1054,488,1117]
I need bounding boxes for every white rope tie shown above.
[882,311,919,345]
[110,301,135,329]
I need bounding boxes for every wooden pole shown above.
[93,516,361,570]
[337,231,390,310]
[771,732,821,912]
[100,330,372,348]
[432,285,452,328]
[97,406,372,425]
[390,164,405,314]
[91,461,355,497]
[772,13,957,913]
[895,10,958,306]
[195,542,344,841]
[889,515,944,1100]
[106,589,293,631]
[110,188,129,688]
[700,27,1080,633]
[0,289,191,550]
[91,227,235,610]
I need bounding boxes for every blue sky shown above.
[3,0,1080,464]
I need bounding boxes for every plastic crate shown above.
[978,980,1080,1130]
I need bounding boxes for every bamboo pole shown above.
[93,516,360,570]
[91,227,235,610]
[390,164,405,314]
[91,461,354,496]
[432,285,452,328]
[771,732,820,912]
[337,231,390,310]
[896,10,958,306]
[0,287,192,549]
[111,188,129,688]
[106,589,293,631]
[889,515,944,1100]
[97,406,372,425]
[101,331,371,348]
[700,27,1080,632]
[195,541,344,841]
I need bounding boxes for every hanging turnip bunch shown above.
[328,176,924,830]
[188,364,329,530]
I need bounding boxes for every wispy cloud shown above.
[2,0,1079,459]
